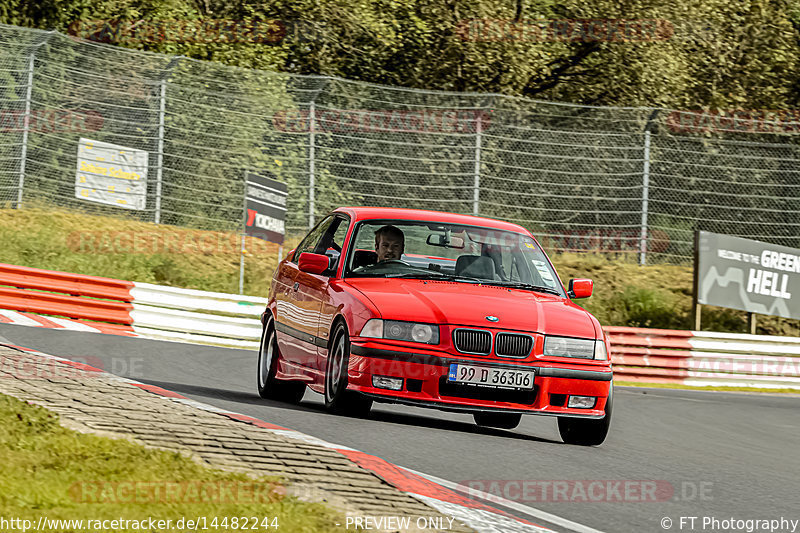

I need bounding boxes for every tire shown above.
[324,322,372,417]
[473,412,522,430]
[257,317,305,403]
[557,388,613,446]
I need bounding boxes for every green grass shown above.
[2,205,799,336]
[0,393,342,532]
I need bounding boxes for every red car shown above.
[258,207,613,445]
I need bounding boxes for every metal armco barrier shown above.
[0,263,266,349]
[2,263,800,387]
[606,326,800,390]
[0,263,134,324]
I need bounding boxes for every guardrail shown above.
[1,263,799,388]
[606,326,800,390]
[0,263,266,349]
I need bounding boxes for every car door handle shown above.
[293,282,299,291]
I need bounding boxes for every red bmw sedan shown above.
[258,207,613,445]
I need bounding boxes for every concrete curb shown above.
[0,343,551,533]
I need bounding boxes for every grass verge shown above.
[2,206,799,336]
[0,393,341,532]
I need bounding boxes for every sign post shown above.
[241,171,288,294]
[694,231,800,331]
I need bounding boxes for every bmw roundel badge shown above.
[485,315,499,322]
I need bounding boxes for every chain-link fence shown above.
[2,23,800,263]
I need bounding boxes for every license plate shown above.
[448,364,535,390]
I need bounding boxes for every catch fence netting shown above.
[1,23,799,263]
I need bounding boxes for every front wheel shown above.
[558,389,612,446]
[257,317,305,402]
[473,412,522,429]
[324,323,372,417]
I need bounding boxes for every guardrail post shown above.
[473,113,482,216]
[16,31,54,209]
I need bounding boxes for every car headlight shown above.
[543,335,603,359]
[360,319,439,344]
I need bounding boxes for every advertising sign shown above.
[244,172,287,244]
[75,138,147,210]
[696,231,800,320]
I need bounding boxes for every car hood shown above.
[344,278,598,338]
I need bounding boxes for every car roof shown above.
[333,207,531,234]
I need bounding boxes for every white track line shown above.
[0,311,42,327]
[401,467,608,533]
[42,316,101,332]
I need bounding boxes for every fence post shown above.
[473,113,482,216]
[16,31,54,209]
[308,100,316,229]
[154,78,167,224]
[639,110,660,266]
[154,56,183,225]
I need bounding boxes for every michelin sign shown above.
[697,231,800,320]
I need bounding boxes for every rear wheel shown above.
[324,322,372,417]
[257,317,305,402]
[558,389,612,446]
[473,412,522,429]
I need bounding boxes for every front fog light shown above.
[372,375,403,391]
[568,395,596,408]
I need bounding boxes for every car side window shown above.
[315,216,350,274]
[292,216,336,261]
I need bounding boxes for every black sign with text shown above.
[243,172,287,244]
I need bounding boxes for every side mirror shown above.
[298,252,329,275]
[568,278,593,299]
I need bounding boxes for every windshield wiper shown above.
[384,272,483,283]
[489,282,562,295]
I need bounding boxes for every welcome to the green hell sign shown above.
[697,232,800,320]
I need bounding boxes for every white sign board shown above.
[75,138,148,210]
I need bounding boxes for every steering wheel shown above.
[354,259,412,272]
[378,259,411,266]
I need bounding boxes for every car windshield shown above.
[344,220,564,296]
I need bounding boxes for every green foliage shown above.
[607,286,684,329]
[4,0,800,108]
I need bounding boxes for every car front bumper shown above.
[348,341,612,418]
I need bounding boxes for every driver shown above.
[375,225,404,262]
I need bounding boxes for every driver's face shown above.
[376,235,403,261]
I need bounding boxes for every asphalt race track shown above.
[2,323,798,533]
